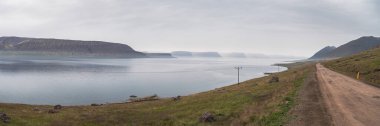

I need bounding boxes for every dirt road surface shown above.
[317,63,380,126]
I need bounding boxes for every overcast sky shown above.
[0,0,379,57]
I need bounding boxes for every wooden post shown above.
[356,72,360,80]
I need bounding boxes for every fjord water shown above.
[0,58,289,105]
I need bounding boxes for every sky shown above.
[0,0,379,57]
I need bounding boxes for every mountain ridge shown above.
[309,36,380,59]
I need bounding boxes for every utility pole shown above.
[235,66,242,84]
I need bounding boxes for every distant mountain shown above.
[246,53,305,59]
[192,52,221,57]
[309,46,336,59]
[0,36,146,58]
[171,51,221,58]
[309,36,380,59]
[327,36,380,58]
[220,53,246,58]
[171,51,193,57]
[144,53,174,58]
[171,51,303,59]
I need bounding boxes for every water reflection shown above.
[0,60,127,73]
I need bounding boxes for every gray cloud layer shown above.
[0,0,379,56]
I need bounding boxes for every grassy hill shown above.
[324,47,380,87]
[0,63,314,126]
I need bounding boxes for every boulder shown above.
[173,96,181,101]
[269,76,280,83]
[54,105,63,110]
[0,112,11,123]
[199,112,216,122]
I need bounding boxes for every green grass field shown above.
[324,47,380,87]
[0,63,314,126]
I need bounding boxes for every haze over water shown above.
[0,58,289,105]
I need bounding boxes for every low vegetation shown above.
[0,63,314,126]
[324,47,380,87]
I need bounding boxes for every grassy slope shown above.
[323,47,380,87]
[0,63,314,126]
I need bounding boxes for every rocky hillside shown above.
[310,36,380,59]
[0,37,146,58]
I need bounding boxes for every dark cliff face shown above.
[0,37,146,58]
[309,36,380,59]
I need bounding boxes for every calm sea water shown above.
[0,58,290,105]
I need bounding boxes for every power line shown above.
[234,66,242,84]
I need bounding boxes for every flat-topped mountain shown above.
[0,36,146,58]
[310,36,380,59]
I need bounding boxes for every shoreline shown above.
[0,61,312,125]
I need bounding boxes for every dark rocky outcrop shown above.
[0,36,146,58]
